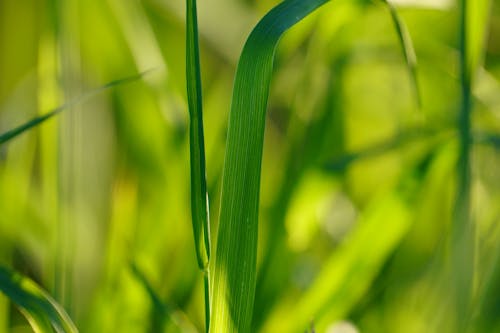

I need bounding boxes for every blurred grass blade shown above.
[465,0,492,79]
[474,131,500,148]
[263,193,412,333]
[324,127,442,172]
[129,263,199,333]
[0,266,78,333]
[186,0,211,329]
[381,0,420,108]
[450,0,492,330]
[455,0,493,226]
[211,0,330,332]
[129,263,170,332]
[0,69,154,145]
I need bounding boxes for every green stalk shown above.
[457,1,472,215]
[452,0,473,331]
[185,0,211,330]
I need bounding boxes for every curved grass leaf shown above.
[210,0,330,332]
[0,70,154,145]
[186,0,211,329]
[0,266,78,333]
[380,0,420,108]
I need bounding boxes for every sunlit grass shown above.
[0,0,499,332]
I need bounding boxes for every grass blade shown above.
[0,70,154,145]
[130,263,170,332]
[186,0,211,329]
[0,266,78,333]
[381,0,420,108]
[474,131,500,148]
[324,127,442,172]
[262,193,412,333]
[129,263,199,333]
[464,0,492,79]
[210,0,330,332]
[450,0,492,330]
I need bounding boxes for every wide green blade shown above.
[210,0,330,332]
[0,266,78,333]
[0,70,153,145]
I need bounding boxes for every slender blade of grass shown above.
[0,266,78,333]
[262,193,412,333]
[0,70,154,145]
[381,0,420,108]
[474,131,500,147]
[129,263,171,332]
[186,0,211,329]
[324,127,443,172]
[451,0,491,330]
[210,1,330,332]
[186,0,210,284]
[129,263,199,333]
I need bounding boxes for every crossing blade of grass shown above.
[262,193,412,333]
[129,263,199,333]
[210,0,330,332]
[380,0,420,108]
[474,131,500,148]
[324,127,444,172]
[129,263,170,332]
[0,266,78,333]
[0,69,154,145]
[186,0,211,329]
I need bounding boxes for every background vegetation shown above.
[0,0,499,332]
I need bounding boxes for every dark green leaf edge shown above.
[0,266,78,333]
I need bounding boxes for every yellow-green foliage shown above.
[0,0,499,332]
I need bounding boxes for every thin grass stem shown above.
[452,0,474,331]
[0,70,154,145]
[185,0,211,330]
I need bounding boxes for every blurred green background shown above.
[0,0,499,332]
